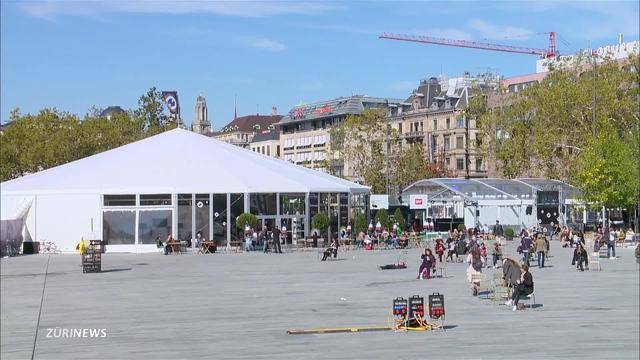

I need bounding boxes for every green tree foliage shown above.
[329,109,399,193]
[312,213,330,232]
[392,144,428,190]
[574,127,639,208]
[393,208,406,230]
[134,87,170,131]
[235,213,258,230]
[471,55,639,207]
[0,87,174,182]
[374,208,390,230]
[353,213,367,234]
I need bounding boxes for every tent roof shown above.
[1,128,369,195]
[403,178,581,202]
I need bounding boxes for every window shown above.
[138,210,172,244]
[212,194,227,246]
[446,118,450,129]
[280,194,305,215]
[103,211,135,245]
[398,123,402,133]
[456,158,464,170]
[229,194,245,241]
[444,136,450,150]
[178,194,193,241]
[267,146,270,156]
[250,193,277,215]
[456,117,465,128]
[140,194,171,206]
[277,145,280,157]
[420,122,424,132]
[476,158,483,171]
[456,136,464,149]
[432,119,437,130]
[104,195,135,207]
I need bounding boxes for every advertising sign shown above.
[409,195,428,209]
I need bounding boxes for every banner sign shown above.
[409,195,428,209]
[161,91,180,115]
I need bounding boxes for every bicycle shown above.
[40,241,62,254]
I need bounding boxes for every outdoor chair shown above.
[589,252,602,271]
[516,291,537,309]
[435,263,447,278]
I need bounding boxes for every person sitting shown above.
[363,235,373,250]
[321,238,339,261]
[164,234,175,255]
[572,243,589,271]
[417,249,436,279]
[505,264,534,311]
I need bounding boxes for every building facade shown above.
[277,95,403,180]
[250,130,280,158]
[192,95,211,135]
[389,73,500,178]
[211,111,282,148]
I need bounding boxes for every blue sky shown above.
[1,0,638,128]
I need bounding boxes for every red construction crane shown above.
[379,32,557,58]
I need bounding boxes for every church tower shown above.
[192,95,211,134]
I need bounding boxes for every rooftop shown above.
[279,95,404,125]
[212,114,282,135]
[251,130,280,143]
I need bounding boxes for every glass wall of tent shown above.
[402,178,584,230]
[101,191,367,248]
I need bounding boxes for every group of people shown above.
[244,226,284,253]
[517,229,550,268]
[158,231,218,255]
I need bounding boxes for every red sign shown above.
[314,105,332,115]
[415,199,423,205]
[292,108,304,119]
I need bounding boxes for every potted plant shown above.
[504,227,515,241]
[353,213,367,235]
[236,213,258,231]
[312,213,330,244]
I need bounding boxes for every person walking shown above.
[606,227,616,259]
[491,241,502,268]
[519,234,532,267]
[466,248,484,296]
[417,249,436,279]
[535,233,547,268]
[273,226,283,254]
[435,239,445,263]
[572,244,588,271]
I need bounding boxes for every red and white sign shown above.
[409,195,428,209]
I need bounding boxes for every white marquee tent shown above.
[0,128,369,253]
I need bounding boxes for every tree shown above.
[393,208,406,230]
[392,143,428,190]
[312,213,330,238]
[471,54,639,182]
[574,127,639,208]
[374,209,390,230]
[236,213,258,230]
[134,87,170,131]
[329,109,400,193]
[353,213,367,234]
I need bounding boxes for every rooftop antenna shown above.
[234,94,237,120]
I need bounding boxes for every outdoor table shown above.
[166,241,182,254]
[200,241,216,254]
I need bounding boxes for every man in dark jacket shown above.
[494,220,504,238]
[272,227,282,254]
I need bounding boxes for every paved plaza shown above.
[1,241,639,359]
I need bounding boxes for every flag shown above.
[161,91,180,115]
